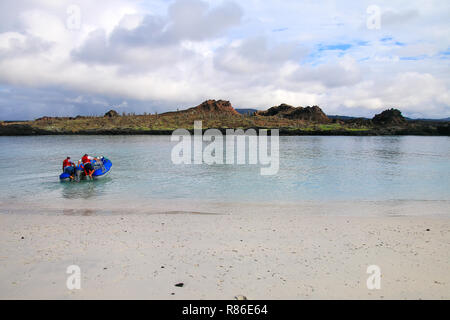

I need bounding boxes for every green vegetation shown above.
[317,123,370,132]
[19,112,372,134]
[317,124,344,131]
[0,112,372,134]
[1,106,447,136]
[346,127,370,132]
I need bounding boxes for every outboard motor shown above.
[75,166,83,181]
[95,156,105,172]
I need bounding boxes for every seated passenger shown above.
[81,154,98,179]
[62,156,75,179]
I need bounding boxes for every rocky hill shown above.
[172,100,240,116]
[257,104,330,123]
[372,108,406,125]
[257,103,295,116]
[104,110,119,118]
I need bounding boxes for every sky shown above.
[0,0,449,120]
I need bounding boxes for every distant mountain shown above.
[235,108,257,115]
[327,115,369,120]
[329,114,450,122]
[405,117,450,122]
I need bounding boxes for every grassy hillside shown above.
[0,112,372,134]
[0,101,449,135]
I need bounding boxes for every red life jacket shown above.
[63,159,73,168]
[82,155,90,164]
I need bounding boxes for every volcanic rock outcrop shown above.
[104,110,119,118]
[257,104,330,123]
[372,108,406,125]
[257,103,295,116]
[186,100,240,115]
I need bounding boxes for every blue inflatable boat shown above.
[60,157,112,181]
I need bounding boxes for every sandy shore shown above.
[0,208,449,299]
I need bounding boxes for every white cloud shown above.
[0,0,449,119]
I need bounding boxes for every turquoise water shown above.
[0,135,449,212]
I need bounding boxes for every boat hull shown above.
[59,158,112,181]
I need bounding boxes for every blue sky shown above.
[0,0,449,119]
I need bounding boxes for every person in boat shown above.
[62,156,75,179]
[81,154,100,179]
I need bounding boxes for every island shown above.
[1,100,449,136]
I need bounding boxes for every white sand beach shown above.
[0,201,449,300]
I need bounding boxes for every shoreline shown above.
[1,127,449,136]
[0,201,450,300]
[2,198,450,217]
[1,204,449,299]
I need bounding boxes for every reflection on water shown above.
[0,135,449,206]
[373,136,405,163]
[60,177,112,199]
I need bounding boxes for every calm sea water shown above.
[0,135,449,213]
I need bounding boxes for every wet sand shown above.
[0,204,449,299]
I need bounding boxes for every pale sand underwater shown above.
[0,201,449,300]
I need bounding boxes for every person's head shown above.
[67,156,70,159]
[84,154,88,157]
